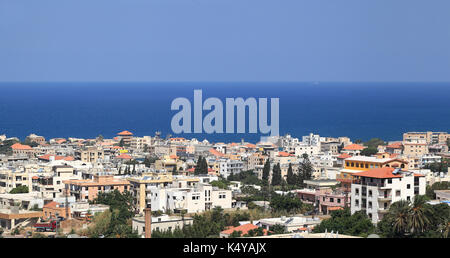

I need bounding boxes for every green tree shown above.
[409,195,433,235]
[262,159,271,184]
[9,185,29,194]
[313,208,375,237]
[210,180,230,190]
[426,182,450,199]
[296,155,312,187]
[360,147,378,156]
[286,163,295,186]
[271,163,282,186]
[269,224,286,234]
[194,156,205,175]
[364,138,385,148]
[229,230,242,238]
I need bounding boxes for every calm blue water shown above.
[0,82,449,143]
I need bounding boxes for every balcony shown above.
[378,209,389,214]
[378,195,392,201]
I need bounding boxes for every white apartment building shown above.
[149,183,232,213]
[419,154,442,168]
[130,136,152,151]
[219,159,243,178]
[295,145,320,157]
[351,167,426,224]
[302,133,321,147]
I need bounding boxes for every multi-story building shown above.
[337,156,409,192]
[11,143,35,157]
[117,130,134,146]
[149,183,232,214]
[130,136,152,151]
[403,142,429,158]
[341,144,365,156]
[219,159,244,178]
[350,167,426,224]
[128,173,200,214]
[26,134,46,145]
[403,131,450,145]
[63,173,130,201]
[76,146,105,163]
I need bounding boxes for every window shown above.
[368,202,372,209]
[368,190,372,197]
[407,184,411,189]
[355,189,359,195]
[330,198,334,203]
[337,199,341,203]
[407,196,411,202]
[388,179,392,184]
[396,190,401,197]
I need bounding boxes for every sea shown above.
[0,82,449,144]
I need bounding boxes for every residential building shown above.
[63,173,130,201]
[350,167,426,223]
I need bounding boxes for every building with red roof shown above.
[115,153,132,160]
[351,167,426,224]
[11,143,35,157]
[117,130,134,146]
[220,223,268,238]
[38,154,74,162]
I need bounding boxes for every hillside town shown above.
[0,130,449,238]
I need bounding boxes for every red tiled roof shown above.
[209,148,225,157]
[278,151,294,157]
[390,153,399,158]
[11,143,33,150]
[328,207,344,211]
[414,173,425,177]
[117,130,133,136]
[386,142,402,149]
[343,144,365,151]
[169,155,178,159]
[38,154,74,161]
[43,201,61,209]
[221,223,268,236]
[353,167,403,179]
[115,153,132,159]
[337,153,352,159]
[245,143,257,148]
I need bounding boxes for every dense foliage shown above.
[377,195,450,238]
[313,208,375,237]
[9,185,29,194]
[360,147,378,156]
[87,190,138,238]
[426,182,450,199]
[424,159,450,173]
[364,138,385,148]
[227,170,262,185]
[151,207,251,238]
[194,156,208,175]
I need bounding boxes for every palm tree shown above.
[408,195,432,235]
[389,200,410,236]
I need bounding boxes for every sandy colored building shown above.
[64,174,130,201]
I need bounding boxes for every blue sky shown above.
[1,0,450,82]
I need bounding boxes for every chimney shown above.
[144,208,151,238]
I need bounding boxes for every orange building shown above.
[337,156,408,191]
[117,130,134,146]
[43,201,71,220]
[64,174,130,201]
